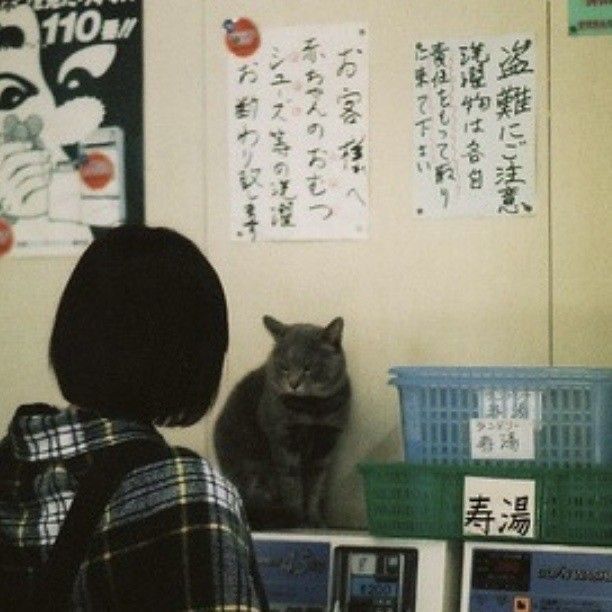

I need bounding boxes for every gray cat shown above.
[214,315,351,530]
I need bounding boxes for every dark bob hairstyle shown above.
[49,226,228,427]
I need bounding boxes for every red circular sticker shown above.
[79,152,114,190]
[0,219,14,256]
[225,17,260,57]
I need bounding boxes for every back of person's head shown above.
[50,225,228,426]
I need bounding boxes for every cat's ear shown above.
[323,317,344,349]
[263,315,288,340]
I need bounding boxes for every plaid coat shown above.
[0,404,264,611]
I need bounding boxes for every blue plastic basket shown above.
[390,367,612,467]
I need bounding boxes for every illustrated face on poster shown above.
[0,1,143,257]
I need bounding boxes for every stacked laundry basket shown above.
[360,367,612,546]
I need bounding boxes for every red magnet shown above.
[224,17,260,58]
[0,218,14,256]
[79,151,114,190]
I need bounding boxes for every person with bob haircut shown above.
[0,226,267,610]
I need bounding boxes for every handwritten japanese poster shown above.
[413,35,536,218]
[464,476,536,539]
[0,0,143,257]
[228,23,369,241]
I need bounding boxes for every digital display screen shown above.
[350,576,398,599]
[471,549,531,592]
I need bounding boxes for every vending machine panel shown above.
[462,542,612,612]
[253,531,460,612]
[333,546,418,611]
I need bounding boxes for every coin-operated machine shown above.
[252,531,460,612]
[332,544,419,611]
[461,541,612,612]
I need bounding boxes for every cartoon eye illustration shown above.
[61,67,95,92]
[0,73,38,111]
[57,44,116,93]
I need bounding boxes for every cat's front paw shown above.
[305,510,326,529]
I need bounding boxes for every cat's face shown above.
[264,316,347,398]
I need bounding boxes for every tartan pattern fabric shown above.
[0,404,263,611]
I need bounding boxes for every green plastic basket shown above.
[359,462,612,546]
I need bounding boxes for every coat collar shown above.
[8,403,163,462]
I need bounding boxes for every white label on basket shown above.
[478,389,542,420]
[463,476,536,539]
[470,418,535,460]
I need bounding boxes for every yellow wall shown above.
[203,0,550,526]
[0,1,609,528]
[550,1,612,366]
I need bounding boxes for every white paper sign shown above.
[464,476,536,539]
[478,389,542,420]
[228,23,369,241]
[470,418,535,460]
[413,35,536,217]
